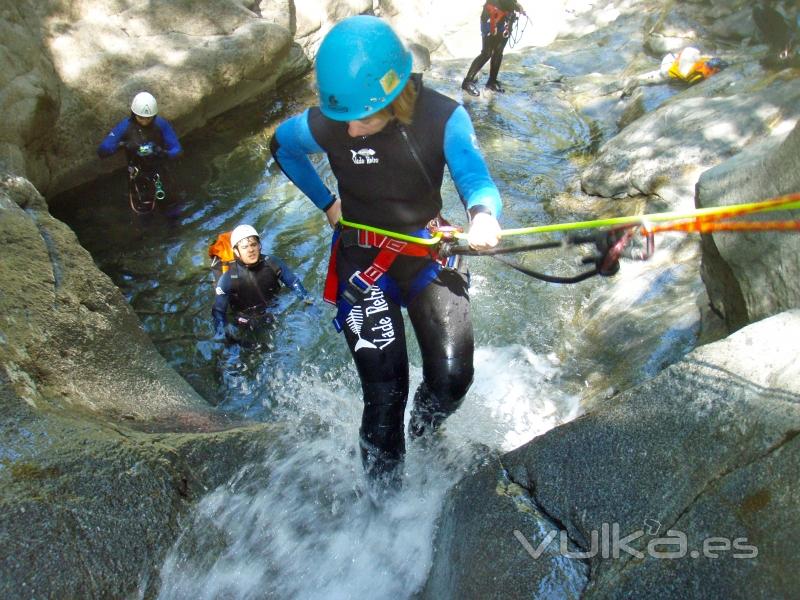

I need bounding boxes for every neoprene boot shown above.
[461,79,480,96]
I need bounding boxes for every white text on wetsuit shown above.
[366,288,394,349]
[351,148,379,165]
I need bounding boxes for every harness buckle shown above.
[340,271,372,306]
[348,271,372,292]
[441,253,462,272]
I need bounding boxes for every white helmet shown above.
[131,92,158,117]
[230,224,260,249]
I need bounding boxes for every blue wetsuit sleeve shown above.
[155,116,182,158]
[272,110,337,211]
[444,106,503,219]
[272,256,310,299]
[212,272,231,330]
[97,119,130,158]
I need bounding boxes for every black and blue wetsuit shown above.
[97,115,182,171]
[212,255,308,335]
[463,0,523,92]
[271,79,502,484]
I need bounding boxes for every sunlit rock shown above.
[697,121,800,335]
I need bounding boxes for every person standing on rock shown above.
[461,0,526,96]
[97,91,182,212]
[270,15,503,492]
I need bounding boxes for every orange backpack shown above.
[208,231,235,281]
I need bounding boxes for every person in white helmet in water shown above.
[212,224,312,343]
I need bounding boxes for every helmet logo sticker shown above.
[380,69,401,94]
[350,148,379,165]
[327,94,348,113]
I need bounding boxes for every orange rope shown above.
[649,219,800,234]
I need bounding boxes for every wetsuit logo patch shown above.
[350,148,379,165]
[346,287,395,352]
[345,305,376,352]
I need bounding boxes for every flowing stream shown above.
[51,46,703,599]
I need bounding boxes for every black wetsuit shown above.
[212,255,306,333]
[271,80,502,485]
[463,0,523,90]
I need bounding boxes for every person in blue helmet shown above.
[270,16,503,489]
[212,224,312,343]
[461,0,526,96]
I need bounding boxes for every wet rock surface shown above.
[428,311,800,599]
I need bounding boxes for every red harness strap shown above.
[486,3,509,36]
[323,228,434,307]
[323,234,342,306]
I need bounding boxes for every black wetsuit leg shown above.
[487,34,510,86]
[407,269,474,439]
[336,244,474,485]
[464,34,496,84]
[337,250,410,485]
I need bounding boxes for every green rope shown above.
[338,194,800,245]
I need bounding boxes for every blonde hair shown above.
[390,80,418,125]
[370,80,418,125]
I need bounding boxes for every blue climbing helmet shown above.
[316,15,413,121]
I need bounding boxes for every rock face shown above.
[422,455,589,600]
[696,122,800,334]
[579,0,800,205]
[0,174,209,418]
[424,311,800,599]
[580,67,800,202]
[0,173,288,597]
[0,0,310,196]
[1,406,284,599]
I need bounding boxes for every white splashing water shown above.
[156,345,579,600]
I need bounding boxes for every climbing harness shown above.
[324,217,461,332]
[333,192,800,287]
[485,3,510,36]
[127,166,165,214]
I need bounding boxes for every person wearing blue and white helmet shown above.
[270,16,503,490]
